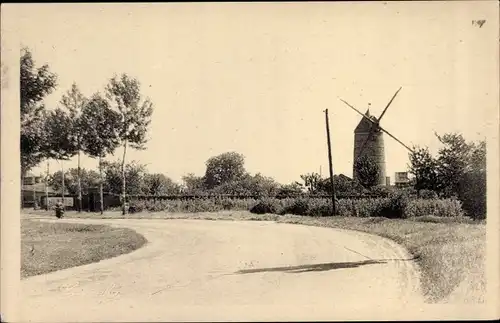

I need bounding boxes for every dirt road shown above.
[21,218,425,321]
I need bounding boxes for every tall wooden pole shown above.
[61,159,65,211]
[32,174,36,209]
[45,161,49,210]
[324,109,336,215]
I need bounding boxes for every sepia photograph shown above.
[1,2,499,322]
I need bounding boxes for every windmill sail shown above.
[340,87,411,187]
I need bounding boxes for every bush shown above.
[370,186,393,198]
[249,199,281,214]
[458,171,486,219]
[419,189,439,199]
[405,198,464,218]
[126,195,464,219]
[375,191,410,219]
[309,203,333,217]
[280,197,311,216]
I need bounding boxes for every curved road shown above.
[22,218,425,321]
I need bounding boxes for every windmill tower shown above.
[339,87,414,186]
[353,104,386,185]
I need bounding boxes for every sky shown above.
[4,2,499,185]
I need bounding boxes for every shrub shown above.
[280,197,311,216]
[370,186,393,198]
[405,198,464,218]
[419,189,439,199]
[249,199,281,214]
[309,203,333,217]
[128,200,146,213]
[372,191,410,219]
[458,171,486,219]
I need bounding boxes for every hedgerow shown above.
[125,194,464,219]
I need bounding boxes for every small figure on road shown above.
[55,201,64,219]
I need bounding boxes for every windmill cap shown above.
[354,109,377,133]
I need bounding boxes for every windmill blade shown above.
[338,98,379,127]
[378,87,402,122]
[378,124,414,153]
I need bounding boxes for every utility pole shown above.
[32,174,36,209]
[61,160,65,211]
[324,109,336,215]
[45,161,49,211]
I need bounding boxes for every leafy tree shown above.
[248,173,280,197]
[204,152,246,189]
[142,173,182,196]
[106,74,154,214]
[407,132,487,219]
[48,168,100,195]
[317,174,363,196]
[457,140,486,219]
[276,181,304,197]
[80,93,121,213]
[209,173,279,197]
[181,173,206,195]
[354,155,379,189]
[43,108,79,204]
[435,133,473,197]
[102,160,146,196]
[300,172,322,194]
[59,83,87,211]
[408,146,439,195]
[20,47,57,176]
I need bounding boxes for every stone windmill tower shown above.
[339,87,414,186]
[353,104,387,185]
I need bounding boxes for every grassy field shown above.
[21,219,148,278]
[23,210,485,303]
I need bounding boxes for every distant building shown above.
[394,171,410,188]
[22,173,57,208]
[385,176,391,186]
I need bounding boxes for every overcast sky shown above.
[5,2,498,184]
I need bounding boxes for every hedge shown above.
[125,195,464,219]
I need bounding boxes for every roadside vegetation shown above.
[21,46,486,304]
[21,219,147,278]
[26,208,485,303]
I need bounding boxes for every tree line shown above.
[21,47,153,214]
[21,47,486,219]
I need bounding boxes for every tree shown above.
[407,132,487,219]
[48,168,100,195]
[80,93,121,213]
[181,173,206,195]
[435,133,473,197]
[457,139,486,219]
[102,160,146,196]
[106,74,154,214]
[408,146,439,195]
[204,152,246,189]
[276,181,304,197]
[60,83,88,212]
[142,173,182,196]
[300,172,322,194]
[248,173,280,197]
[354,155,379,189]
[43,108,79,206]
[209,173,279,197]
[317,174,363,196]
[20,47,57,176]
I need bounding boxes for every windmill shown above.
[338,87,414,186]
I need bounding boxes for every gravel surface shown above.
[21,218,487,321]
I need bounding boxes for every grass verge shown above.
[21,219,148,278]
[23,210,485,303]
